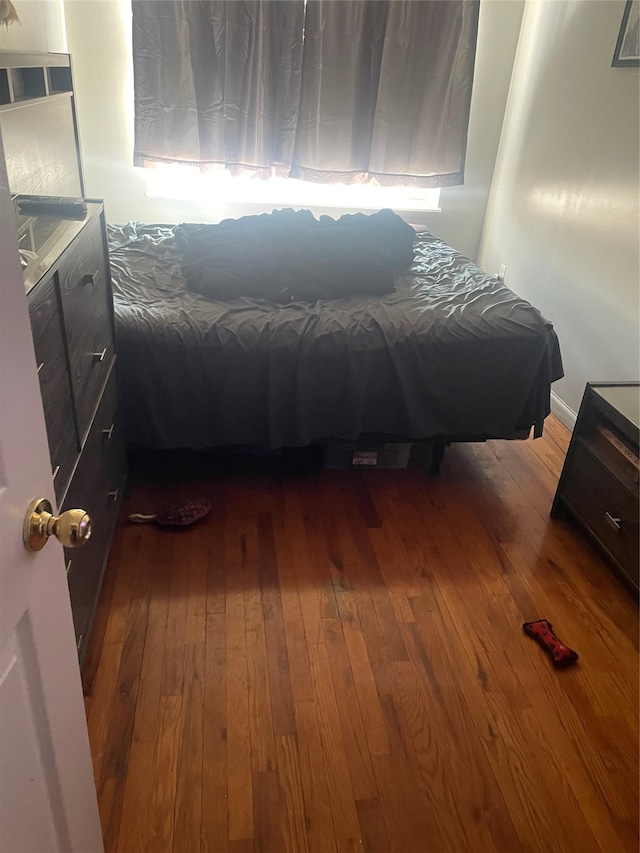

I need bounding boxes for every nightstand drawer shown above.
[28,272,79,501]
[563,442,639,585]
[58,212,114,441]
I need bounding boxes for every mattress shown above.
[108,222,563,449]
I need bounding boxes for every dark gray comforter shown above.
[180,208,416,302]
[108,222,563,449]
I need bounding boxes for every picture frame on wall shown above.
[612,0,640,66]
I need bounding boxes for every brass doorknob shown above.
[23,498,92,552]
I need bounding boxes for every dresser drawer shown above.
[64,535,105,659]
[58,212,114,442]
[63,368,125,517]
[28,271,79,502]
[94,366,128,501]
[562,442,639,586]
[62,368,126,659]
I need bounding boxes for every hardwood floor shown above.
[82,416,639,853]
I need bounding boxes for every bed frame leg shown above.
[429,440,447,475]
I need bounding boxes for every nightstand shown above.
[551,382,639,597]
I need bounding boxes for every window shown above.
[133,1,478,193]
[142,163,441,212]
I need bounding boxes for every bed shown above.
[107,219,563,460]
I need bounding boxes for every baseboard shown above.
[550,391,577,431]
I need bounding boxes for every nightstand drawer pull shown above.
[92,348,107,364]
[37,362,45,374]
[102,423,114,440]
[66,559,72,575]
[82,271,98,287]
[108,488,119,503]
[52,465,60,480]
[605,512,621,532]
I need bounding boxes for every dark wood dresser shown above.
[551,382,639,596]
[21,199,127,661]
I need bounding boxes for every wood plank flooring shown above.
[83,417,639,852]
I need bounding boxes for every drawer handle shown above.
[108,488,119,503]
[66,559,72,575]
[52,465,60,480]
[76,633,83,651]
[37,362,45,374]
[92,348,107,364]
[605,512,621,532]
[102,424,114,440]
[82,271,98,288]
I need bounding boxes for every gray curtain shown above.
[291,0,480,186]
[133,0,479,187]
[132,0,304,175]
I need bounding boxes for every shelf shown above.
[47,66,72,96]
[13,67,47,100]
[592,384,640,433]
[0,53,72,106]
[0,70,9,105]
[577,433,639,497]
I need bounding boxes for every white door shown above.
[0,135,103,850]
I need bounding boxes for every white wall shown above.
[0,0,66,52]
[64,0,524,261]
[436,0,525,260]
[478,0,640,422]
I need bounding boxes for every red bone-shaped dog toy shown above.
[522,619,578,668]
